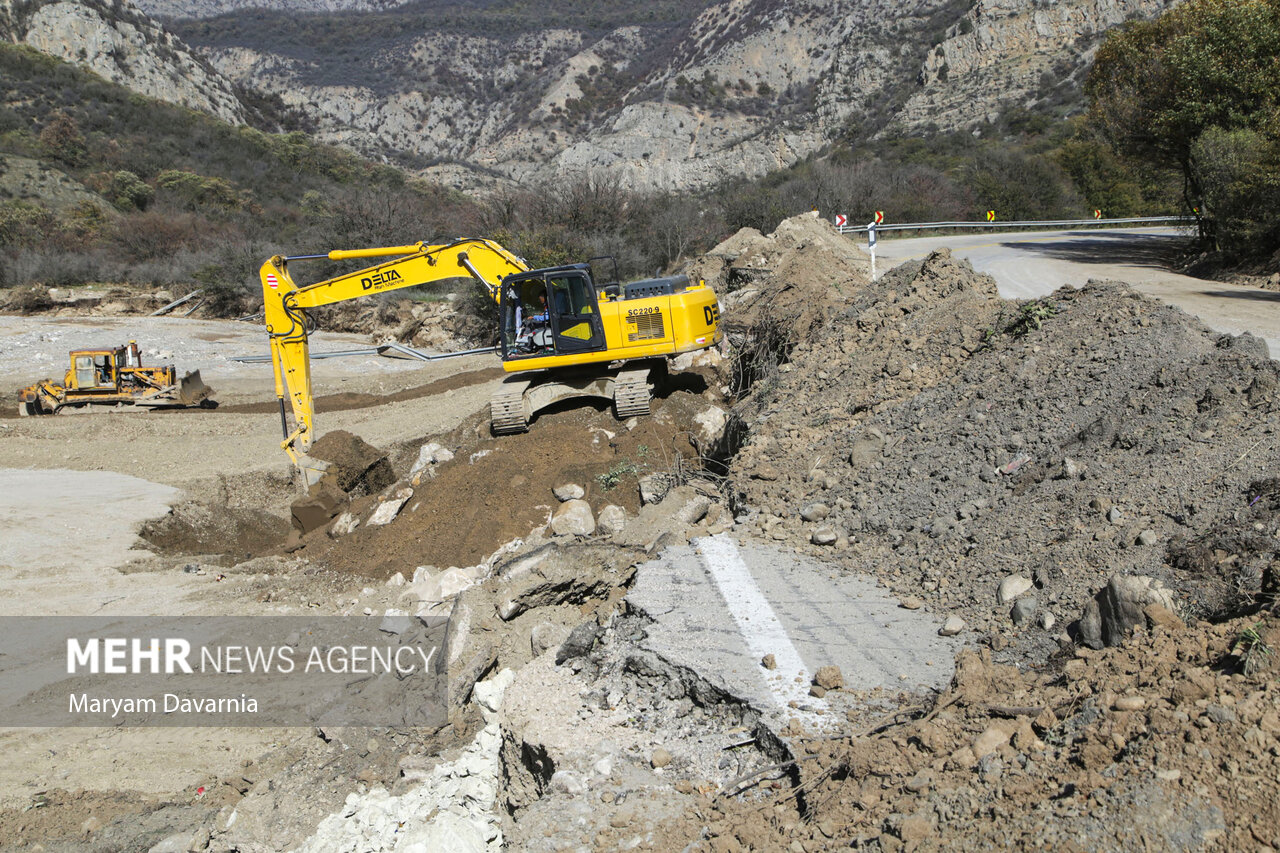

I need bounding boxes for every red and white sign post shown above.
[867,215,879,280]
[834,213,848,229]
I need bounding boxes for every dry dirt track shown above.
[871,227,1280,357]
[0,317,506,825]
[0,312,502,497]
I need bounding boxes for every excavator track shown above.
[490,379,533,434]
[612,367,652,419]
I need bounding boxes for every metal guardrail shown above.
[836,215,1195,235]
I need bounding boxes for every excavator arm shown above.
[260,238,528,464]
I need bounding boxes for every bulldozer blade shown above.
[177,370,214,406]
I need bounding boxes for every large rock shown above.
[398,811,486,853]
[596,504,627,535]
[1078,574,1179,649]
[409,442,454,476]
[614,487,711,551]
[367,486,412,526]
[549,499,595,536]
[403,566,482,608]
[997,575,1033,604]
[693,405,729,447]
[552,483,586,502]
[638,473,673,505]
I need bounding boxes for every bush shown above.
[105,170,153,211]
[38,111,85,167]
[0,199,56,248]
[109,209,210,262]
[1088,0,1280,257]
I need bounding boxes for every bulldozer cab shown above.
[71,350,117,389]
[500,265,606,360]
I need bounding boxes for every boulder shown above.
[997,575,1033,604]
[552,483,586,502]
[378,608,413,635]
[328,511,360,538]
[596,504,627,535]
[800,502,831,522]
[638,473,672,505]
[531,622,571,657]
[1010,597,1038,626]
[813,665,844,690]
[693,405,729,446]
[549,499,595,536]
[409,442,454,476]
[811,527,837,546]
[1078,574,1179,649]
[403,566,480,607]
[367,487,413,527]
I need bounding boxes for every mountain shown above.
[6,0,1182,192]
[0,0,247,125]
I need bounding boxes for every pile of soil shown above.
[694,211,871,358]
[294,375,728,577]
[647,610,1280,851]
[727,249,1280,661]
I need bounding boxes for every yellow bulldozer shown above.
[260,238,723,466]
[17,340,215,415]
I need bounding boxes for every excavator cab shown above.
[500,264,607,361]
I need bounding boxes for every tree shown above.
[38,111,86,167]
[1087,0,1280,255]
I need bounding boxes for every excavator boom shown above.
[261,238,528,463]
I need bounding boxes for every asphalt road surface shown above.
[628,535,960,731]
[870,227,1280,358]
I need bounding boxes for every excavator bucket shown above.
[176,370,214,407]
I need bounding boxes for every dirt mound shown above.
[694,211,872,350]
[292,379,729,578]
[728,252,1280,662]
[309,429,397,498]
[653,610,1280,851]
[139,500,290,561]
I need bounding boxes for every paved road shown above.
[628,535,959,732]
[870,227,1280,357]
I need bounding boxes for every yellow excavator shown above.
[260,238,722,466]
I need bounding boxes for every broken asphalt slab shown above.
[627,533,961,733]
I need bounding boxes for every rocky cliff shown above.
[131,0,410,19]
[6,0,1183,192]
[893,0,1178,131]
[0,0,246,125]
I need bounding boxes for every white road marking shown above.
[695,534,816,709]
